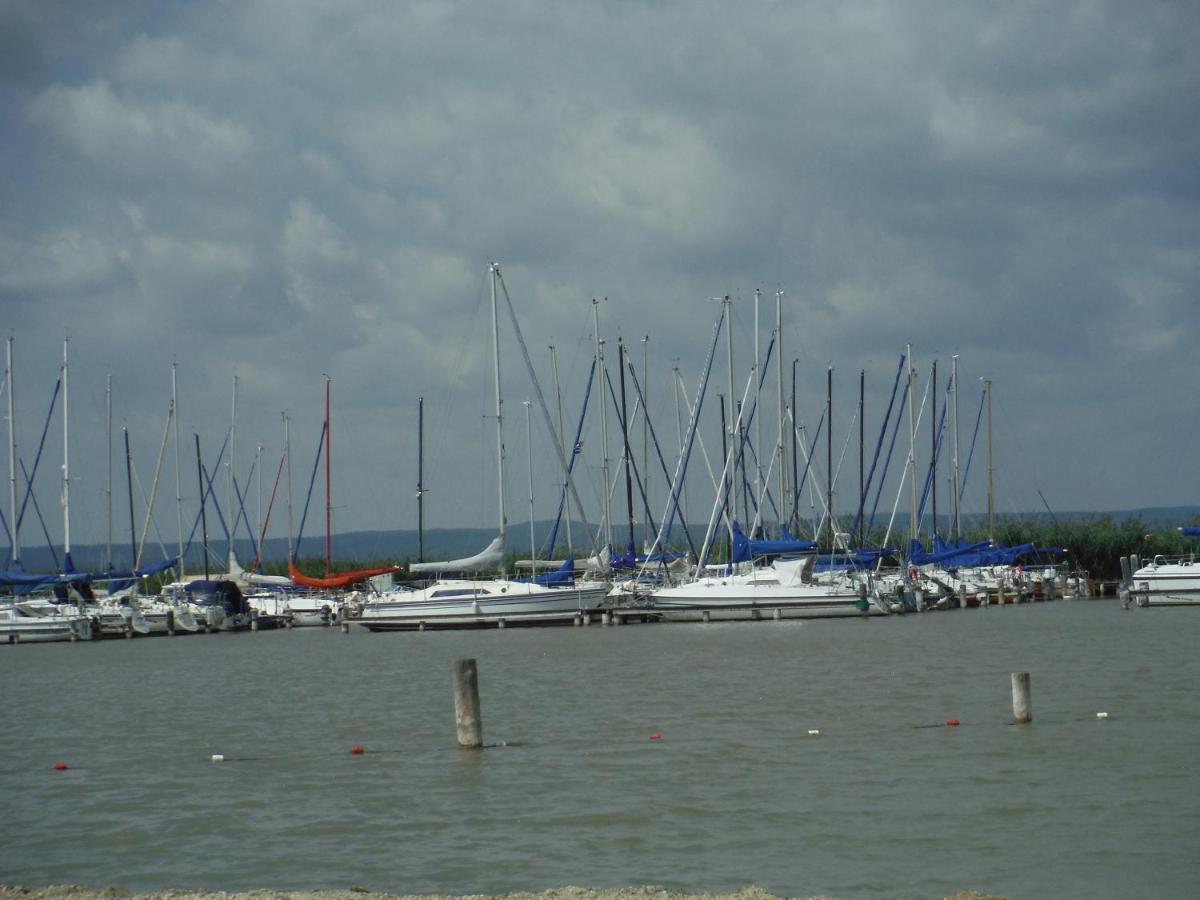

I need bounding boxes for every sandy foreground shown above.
[1,886,1005,900]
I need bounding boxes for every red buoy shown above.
[648,733,662,741]
[350,746,365,755]
[52,762,69,771]
[946,719,960,727]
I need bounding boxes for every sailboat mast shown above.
[61,338,70,566]
[722,296,735,530]
[7,337,19,566]
[490,264,507,574]
[592,298,612,554]
[618,338,635,552]
[858,368,865,549]
[195,433,210,580]
[284,412,294,564]
[172,364,183,578]
[550,346,573,556]
[930,359,938,539]
[776,292,786,535]
[826,365,833,544]
[641,335,650,550]
[754,288,762,514]
[124,426,135,569]
[906,344,919,544]
[417,396,425,563]
[951,355,962,541]
[324,375,332,578]
[229,374,238,571]
[524,399,535,565]
[985,377,994,544]
[108,373,115,571]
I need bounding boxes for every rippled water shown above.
[2,600,1197,899]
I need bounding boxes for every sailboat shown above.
[287,377,399,594]
[355,263,609,630]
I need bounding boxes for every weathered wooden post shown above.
[1011,672,1032,723]
[453,658,483,748]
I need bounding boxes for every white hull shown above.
[1130,558,1200,606]
[356,578,610,630]
[651,557,883,620]
[1,603,94,643]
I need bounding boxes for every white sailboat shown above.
[356,263,608,630]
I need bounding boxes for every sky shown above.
[2,1,1198,563]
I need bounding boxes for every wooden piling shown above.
[1011,672,1032,723]
[453,658,483,749]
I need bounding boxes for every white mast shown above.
[490,263,508,575]
[592,297,613,554]
[723,295,735,530]
[754,288,762,521]
[172,363,184,578]
[524,399,535,565]
[775,290,786,534]
[906,344,919,544]
[107,372,114,570]
[61,337,71,567]
[951,355,961,542]
[7,337,19,566]
[284,412,294,564]
[641,334,650,550]
[228,373,237,572]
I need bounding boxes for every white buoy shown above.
[211,754,225,763]
[807,729,821,736]
[1096,711,1109,719]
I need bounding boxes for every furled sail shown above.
[408,536,503,575]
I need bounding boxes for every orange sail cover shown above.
[288,559,399,589]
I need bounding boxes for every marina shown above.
[2,598,1197,898]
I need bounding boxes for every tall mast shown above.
[550,346,573,556]
[324,375,332,577]
[826,365,833,545]
[172,364,183,577]
[775,292,786,535]
[790,359,798,533]
[985,377,994,544]
[195,433,210,580]
[229,374,238,571]
[906,344,919,545]
[722,295,735,529]
[107,372,114,571]
[951,355,962,541]
[61,338,71,568]
[641,334,650,550]
[592,298,612,553]
[7,337,19,566]
[618,338,635,552]
[124,426,136,570]
[524,399,535,566]
[753,288,762,516]
[417,396,425,563]
[930,359,938,539]
[673,365,689,530]
[490,263,507,574]
[858,368,865,549]
[284,412,294,564]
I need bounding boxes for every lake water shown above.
[2,599,1197,899]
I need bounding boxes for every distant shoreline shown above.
[0,884,1004,900]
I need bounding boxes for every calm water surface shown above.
[2,600,1197,899]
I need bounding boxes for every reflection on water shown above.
[2,600,1197,899]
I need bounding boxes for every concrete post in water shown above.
[340,617,350,633]
[1011,672,1032,723]
[453,658,483,749]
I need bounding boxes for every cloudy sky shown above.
[2,1,1198,562]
